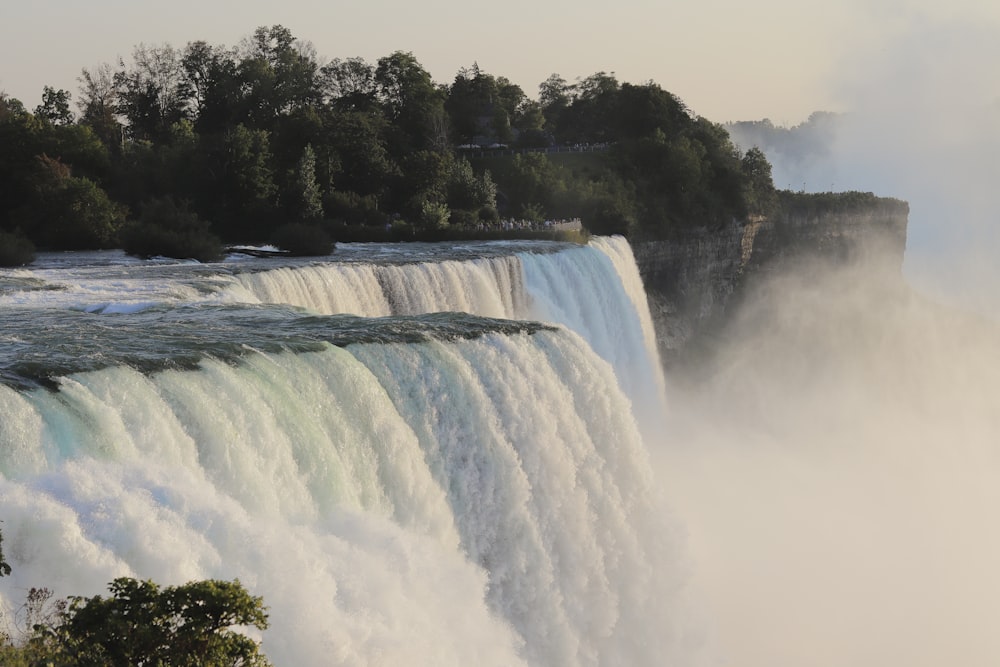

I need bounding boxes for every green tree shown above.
[114,44,190,143]
[287,143,323,220]
[201,124,277,239]
[34,86,75,125]
[237,25,319,129]
[182,41,242,133]
[446,157,496,214]
[77,63,123,152]
[322,108,397,197]
[13,155,126,249]
[741,146,778,217]
[538,73,571,142]
[397,149,451,223]
[30,578,271,666]
[0,524,10,577]
[375,51,446,153]
[319,57,378,112]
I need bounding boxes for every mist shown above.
[656,256,1000,666]
[655,10,1000,666]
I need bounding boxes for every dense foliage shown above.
[0,24,784,258]
[1,577,271,666]
[775,190,909,219]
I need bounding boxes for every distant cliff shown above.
[630,192,909,365]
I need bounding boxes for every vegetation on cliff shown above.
[0,25,783,262]
[774,190,909,220]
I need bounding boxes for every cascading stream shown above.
[0,238,689,666]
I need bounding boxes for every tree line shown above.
[0,24,780,265]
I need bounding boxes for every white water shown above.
[229,237,667,430]
[0,239,689,666]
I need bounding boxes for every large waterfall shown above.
[0,237,689,666]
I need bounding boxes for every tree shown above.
[375,51,446,153]
[200,124,277,239]
[321,108,397,197]
[0,524,10,577]
[34,86,75,126]
[286,144,323,220]
[29,578,271,666]
[446,157,496,213]
[741,146,778,217]
[237,25,319,129]
[538,73,571,141]
[114,43,189,142]
[319,57,377,111]
[182,41,242,133]
[77,63,122,152]
[13,155,126,249]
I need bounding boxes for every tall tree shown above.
[0,525,10,577]
[375,51,446,154]
[201,124,277,239]
[741,146,778,217]
[115,43,189,142]
[34,86,74,125]
[77,63,122,152]
[237,25,319,129]
[538,73,572,142]
[319,57,377,111]
[182,41,242,133]
[286,144,324,220]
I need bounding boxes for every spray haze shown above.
[660,8,1000,665]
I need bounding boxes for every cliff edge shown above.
[630,192,909,365]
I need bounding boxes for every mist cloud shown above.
[659,12,1000,664]
[824,10,1000,311]
[657,255,1000,667]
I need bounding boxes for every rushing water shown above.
[0,238,688,666]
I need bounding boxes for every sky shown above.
[2,0,1000,305]
[0,0,993,124]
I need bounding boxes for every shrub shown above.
[0,231,36,267]
[270,223,335,256]
[23,578,271,666]
[121,198,223,262]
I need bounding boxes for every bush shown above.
[448,209,479,228]
[121,224,225,262]
[121,198,223,262]
[12,158,127,250]
[20,578,271,666]
[270,223,335,256]
[0,231,36,267]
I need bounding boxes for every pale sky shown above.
[1,0,994,124]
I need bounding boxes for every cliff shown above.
[630,193,909,365]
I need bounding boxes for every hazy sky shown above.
[1,0,996,124]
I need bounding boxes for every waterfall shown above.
[228,237,666,429]
[0,238,689,666]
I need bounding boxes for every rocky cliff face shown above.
[630,198,909,365]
